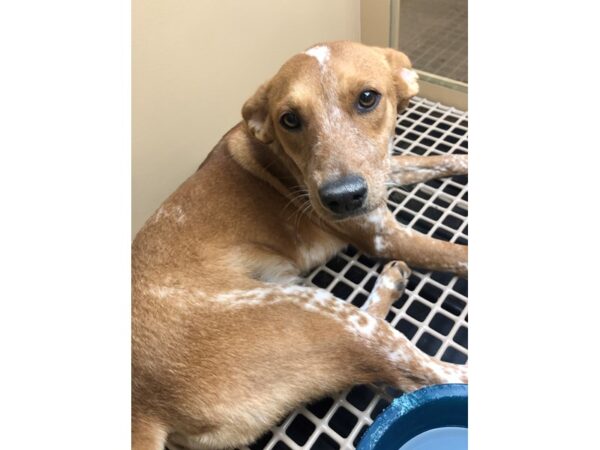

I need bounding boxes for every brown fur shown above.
[132,41,468,450]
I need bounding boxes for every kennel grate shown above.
[239,97,468,450]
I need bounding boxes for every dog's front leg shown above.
[342,206,468,277]
[388,154,468,185]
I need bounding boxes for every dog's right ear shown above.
[242,81,274,144]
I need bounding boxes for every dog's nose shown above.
[318,175,368,215]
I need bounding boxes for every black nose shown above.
[318,175,368,215]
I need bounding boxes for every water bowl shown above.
[356,384,467,450]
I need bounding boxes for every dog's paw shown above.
[380,260,411,292]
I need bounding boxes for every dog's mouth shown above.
[326,205,372,222]
[311,200,380,223]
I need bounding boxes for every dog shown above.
[132,41,468,450]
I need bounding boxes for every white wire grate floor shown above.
[240,97,468,450]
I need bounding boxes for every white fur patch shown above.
[410,167,437,176]
[151,204,186,224]
[374,236,386,253]
[400,68,419,96]
[296,235,345,273]
[363,209,384,233]
[426,360,467,383]
[347,312,378,338]
[173,205,186,224]
[363,271,401,311]
[401,225,414,237]
[366,291,382,308]
[366,210,382,223]
[305,45,330,68]
[149,285,184,299]
[247,118,263,133]
[208,285,385,341]
[256,260,303,284]
[381,275,397,290]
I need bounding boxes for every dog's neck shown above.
[254,141,303,195]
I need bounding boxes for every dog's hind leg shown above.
[171,284,467,449]
[388,154,467,186]
[237,287,466,392]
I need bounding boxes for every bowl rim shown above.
[356,383,468,450]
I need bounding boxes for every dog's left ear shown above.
[242,80,274,144]
[376,48,419,112]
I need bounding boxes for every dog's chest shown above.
[244,223,346,285]
[292,225,346,274]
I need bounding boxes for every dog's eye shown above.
[280,112,301,130]
[357,90,381,112]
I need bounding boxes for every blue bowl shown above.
[356,384,468,450]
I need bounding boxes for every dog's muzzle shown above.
[318,174,368,217]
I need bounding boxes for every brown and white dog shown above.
[132,41,468,450]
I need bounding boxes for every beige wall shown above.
[132,0,360,236]
[360,0,390,47]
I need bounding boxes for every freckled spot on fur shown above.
[281,285,308,295]
[388,346,415,366]
[149,285,185,299]
[152,206,166,223]
[151,204,186,225]
[346,312,378,338]
[424,361,467,384]
[302,302,320,312]
[174,205,186,224]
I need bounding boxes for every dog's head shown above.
[242,41,419,221]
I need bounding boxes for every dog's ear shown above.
[377,48,419,112]
[242,80,274,144]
